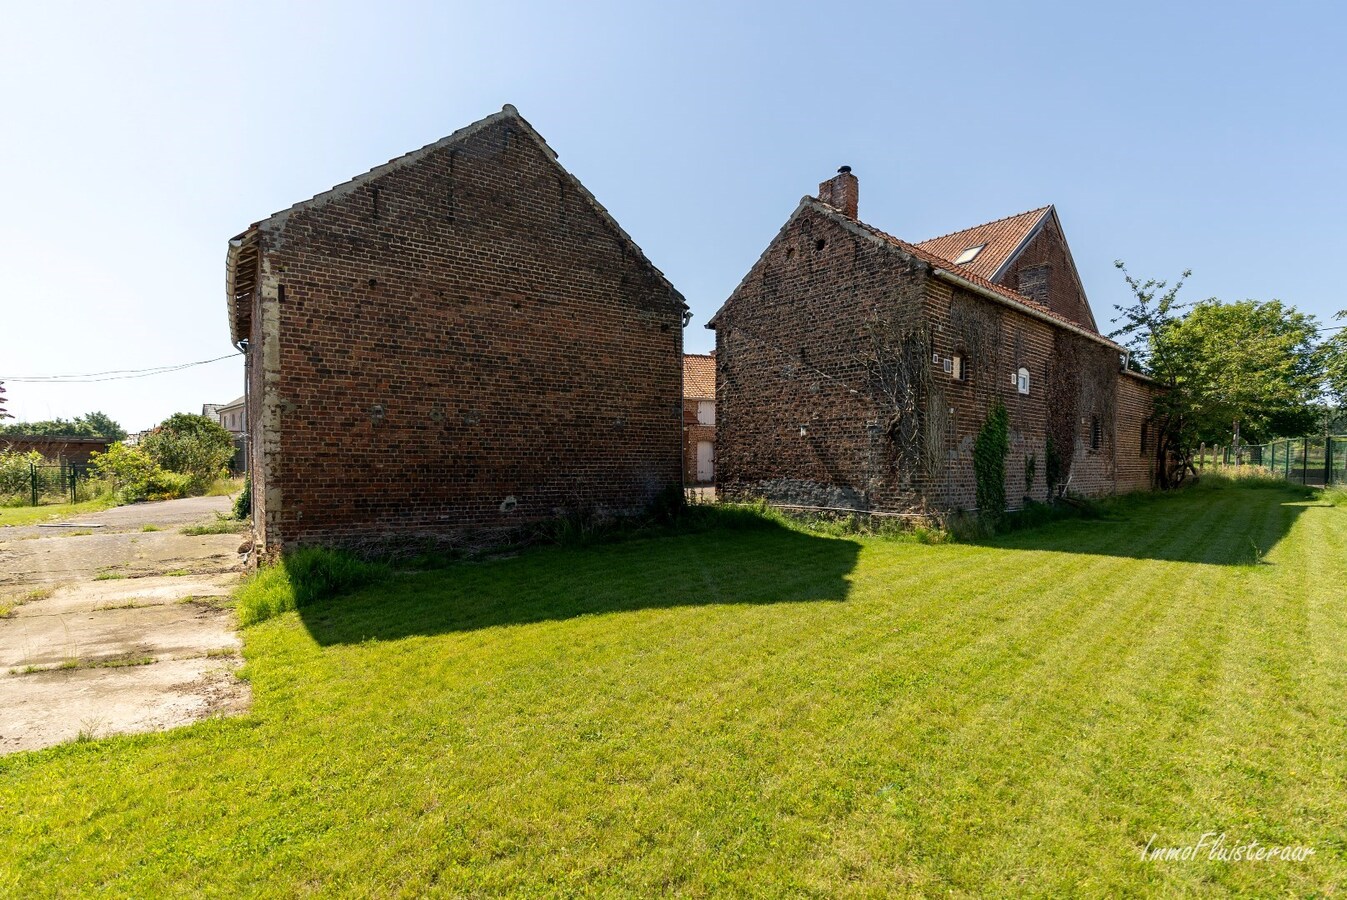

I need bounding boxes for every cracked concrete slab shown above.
[0,496,252,754]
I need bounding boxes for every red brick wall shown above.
[1115,372,1160,492]
[248,115,684,551]
[0,436,110,465]
[713,205,929,512]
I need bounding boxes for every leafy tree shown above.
[0,411,127,439]
[1110,264,1324,486]
[1165,299,1322,444]
[78,411,127,441]
[1110,263,1196,487]
[141,413,234,488]
[1325,311,1347,412]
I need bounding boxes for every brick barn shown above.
[709,167,1160,516]
[682,354,716,485]
[226,105,687,553]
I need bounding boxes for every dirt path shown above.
[0,496,251,754]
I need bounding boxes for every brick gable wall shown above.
[998,215,1097,332]
[247,117,683,552]
[713,207,929,513]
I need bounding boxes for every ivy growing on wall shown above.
[974,400,1009,518]
[1045,434,1065,498]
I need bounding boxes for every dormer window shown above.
[954,244,986,265]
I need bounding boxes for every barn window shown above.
[1016,367,1030,395]
[952,353,968,382]
[1091,415,1102,451]
[697,401,716,426]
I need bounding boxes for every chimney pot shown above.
[818,166,859,219]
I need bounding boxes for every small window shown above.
[952,354,967,382]
[1016,367,1030,395]
[954,243,986,265]
[1140,421,1149,457]
[696,400,716,426]
[942,357,953,374]
[1090,415,1102,451]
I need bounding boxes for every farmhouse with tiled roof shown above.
[708,167,1159,516]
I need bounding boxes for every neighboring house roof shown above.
[217,395,245,413]
[227,105,686,345]
[914,206,1051,281]
[683,354,715,399]
[710,197,1124,354]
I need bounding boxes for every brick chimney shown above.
[818,166,858,218]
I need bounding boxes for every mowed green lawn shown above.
[2,482,1344,896]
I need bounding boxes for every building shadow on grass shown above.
[975,487,1310,566]
[298,519,860,646]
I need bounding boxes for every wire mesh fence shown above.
[5,463,95,506]
[1196,436,1347,487]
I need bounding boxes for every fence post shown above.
[1327,438,1334,488]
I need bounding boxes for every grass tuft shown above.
[236,547,389,627]
[181,514,246,536]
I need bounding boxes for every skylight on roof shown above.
[954,244,986,265]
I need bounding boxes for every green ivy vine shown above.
[974,401,1009,519]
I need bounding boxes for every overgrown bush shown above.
[236,547,389,626]
[90,442,193,503]
[233,476,252,520]
[0,450,43,502]
[141,413,234,491]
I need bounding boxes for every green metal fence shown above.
[23,463,93,505]
[1198,436,1347,487]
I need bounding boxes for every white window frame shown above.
[1016,367,1030,395]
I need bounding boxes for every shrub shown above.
[90,443,160,502]
[0,450,43,502]
[141,413,234,487]
[233,477,252,520]
[236,547,388,626]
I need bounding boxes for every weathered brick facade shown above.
[227,106,686,553]
[711,171,1160,515]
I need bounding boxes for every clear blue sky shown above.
[2,0,1343,430]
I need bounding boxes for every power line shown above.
[0,353,242,384]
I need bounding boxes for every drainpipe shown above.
[234,338,251,535]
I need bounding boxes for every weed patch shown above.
[236,547,389,626]
[181,515,245,536]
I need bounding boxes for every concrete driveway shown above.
[0,496,251,754]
